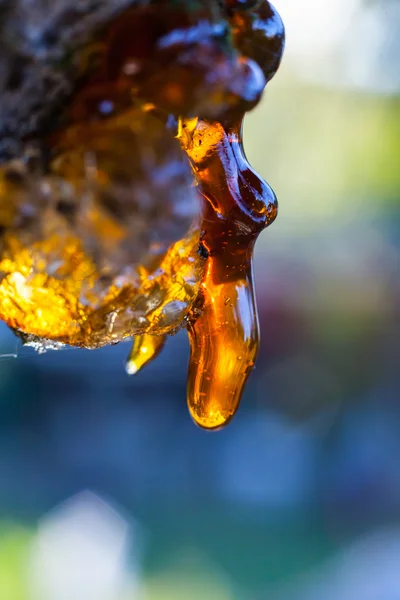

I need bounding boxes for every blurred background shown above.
[0,0,399,598]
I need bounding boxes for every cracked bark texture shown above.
[0,0,160,161]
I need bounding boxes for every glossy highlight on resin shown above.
[0,0,284,429]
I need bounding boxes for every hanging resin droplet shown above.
[176,0,284,428]
[126,333,166,375]
[179,118,277,429]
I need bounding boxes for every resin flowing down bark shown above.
[0,0,285,429]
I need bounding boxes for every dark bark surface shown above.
[0,0,140,161]
[0,1,284,162]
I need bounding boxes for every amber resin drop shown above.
[0,0,284,429]
[178,116,277,429]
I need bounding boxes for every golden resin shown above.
[181,118,277,428]
[126,333,166,375]
[0,109,205,347]
[0,228,204,346]
[0,0,284,429]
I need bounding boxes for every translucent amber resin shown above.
[180,117,278,428]
[0,109,205,348]
[0,0,285,429]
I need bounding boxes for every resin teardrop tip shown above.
[125,333,166,375]
[188,406,236,431]
[125,360,139,376]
